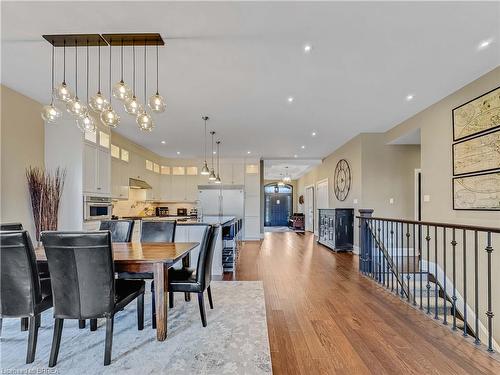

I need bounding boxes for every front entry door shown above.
[264,183,293,227]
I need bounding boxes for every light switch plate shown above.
[353,199,358,204]
[423,195,430,202]
[389,198,394,204]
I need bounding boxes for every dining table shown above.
[35,241,199,341]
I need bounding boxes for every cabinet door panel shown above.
[171,175,186,201]
[232,164,244,185]
[97,148,111,194]
[83,144,97,193]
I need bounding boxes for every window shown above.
[161,166,170,175]
[146,160,153,171]
[121,149,129,162]
[153,163,160,174]
[186,166,198,176]
[264,184,292,194]
[246,164,258,174]
[84,130,97,143]
[172,166,185,175]
[111,144,120,159]
[99,131,110,148]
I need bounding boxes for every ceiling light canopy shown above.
[478,38,493,50]
[287,96,294,103]
[303,44,312,53]
[406,94,414,101]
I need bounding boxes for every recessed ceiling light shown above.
[294,154,298,158]
[213,151,216,154]
[406,94,414,101]
[161,140,166,144]
[247,151,251,154]
[478,38,493,50]
[311,131,317,137]
[287,96,294,103]
[176,151,180,155]
[303,44,312,53]
[301,145,305,149]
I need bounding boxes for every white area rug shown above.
[1,281,272,374]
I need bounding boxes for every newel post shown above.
[358,209,374,274]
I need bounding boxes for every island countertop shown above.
[126,215,237,227]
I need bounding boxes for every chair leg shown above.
[78,319,86,329]
[21,317,28,331]
[137,294,144,330]
[184,292,191,302]
[151,281,156,329]
[35,314,41,328]
[197,292,207,327]
[104,316,114,366]
[90,318,98,331]
[49,318,64,367]
[169,291,174,308]
[207,285,214,310]
[26,316,39,364]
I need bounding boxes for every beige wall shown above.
[1,85,44,238]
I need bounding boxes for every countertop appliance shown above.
[189,208,198,217]
[156,207,169,217]
[84,195,112,221]
[177,208,187,216]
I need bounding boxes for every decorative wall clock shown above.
[334,159,351,201]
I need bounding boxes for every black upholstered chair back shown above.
[41,231,115,319]
[196,226,219,290]
[0,230,41,317]
[0,222,23,231]
[99,220,134,242]
[141,220,176,242]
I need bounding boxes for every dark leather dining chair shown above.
[99,220,134,242]
[0,230,53,363]
[0,222,23,231]
[169,225,219,327]
[41,231,145,366]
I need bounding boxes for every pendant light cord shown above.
[98,42,101,93]
[211,132,215,168]
[156,44,159,95]
[120,39,124,82]
[51,43,54,104]
[216,141,220,175]
[74,40,78,98]
[204,118,207,162]
[63,40,66,84]
[132,41,136,95]
[109,40,112,101]
[144,41,147,102]
[86,41,89,104]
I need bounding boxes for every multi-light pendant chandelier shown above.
[41,33,165,133]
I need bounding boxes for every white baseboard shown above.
[353,245,360,255]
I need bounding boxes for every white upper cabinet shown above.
[97,148,111,194]
[111,158,129,199]
[83,140,111,196]
[83,143,97,193]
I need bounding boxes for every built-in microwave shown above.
[84,196,113,221]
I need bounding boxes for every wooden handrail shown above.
[356,216,500,234]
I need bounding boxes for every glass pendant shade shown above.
[53,82,74,102]
[148,93,166,113]
[89,92,110,112]
[214,175,222,184]
[112,80,132,101]
[66,97,88,118]
[136,110,154,132]
[208,169,216,181]
[41,103,62,123]
[76,114,96,133]
[100,108,120,128]
[124,96,144,115]
[201,161,210,175]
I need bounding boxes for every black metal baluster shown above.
[434,226,439,320]
[463,230,468,337]
[419,223,423,310]
[413,223,416,306]
[377,220,381,283]
[443,227,447,325]
[451,229,457,331]
[395,221,399,296]
[406,223,411,302]
[485,232,494,353]
[474,231,480,344]
[401,222,405,298]
[426,225,431,314]
[386,221,390,290]
[391,221,394,293]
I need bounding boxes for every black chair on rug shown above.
[0,230,53,363]
[169,225,219,327]
[99,220,134,242]
[41,231,145,366]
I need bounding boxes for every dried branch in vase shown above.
[26,166,66,241]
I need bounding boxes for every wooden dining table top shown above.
[35,242,199,265]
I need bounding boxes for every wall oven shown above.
[84,196,112,221]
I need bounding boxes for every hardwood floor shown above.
[225,231,500,375]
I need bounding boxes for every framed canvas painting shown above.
[452,86,500,141]
[452,171,500,210]
[452,129,500,176]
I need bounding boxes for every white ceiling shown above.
[264,159,322,180]
[2,1,499,160]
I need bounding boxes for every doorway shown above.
[264,183,293,227]
[304,185,315,232]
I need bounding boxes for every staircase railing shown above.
[358,209,499,353]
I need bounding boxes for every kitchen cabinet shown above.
[83,142,111,195]
[146,171,160,201]
[170,175,186,202]
[220,163,244,185]
[159,174,172,201]
[111,158,129,200]
[185,175,199,202]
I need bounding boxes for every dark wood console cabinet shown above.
[318,208,354,252]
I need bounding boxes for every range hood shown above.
[129,178,152,189]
